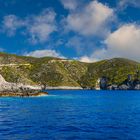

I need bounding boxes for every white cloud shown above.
[2,15,25,36]
[79,56,97,63]
[105,24,140,60]
[66,1,114,36]
[119,0,140,8]
[78,48,107,62]
[2,9,56,44]
[25,49,65,58]
[26,9,57,44]
[60,0,78,10]
[81,24,140,62]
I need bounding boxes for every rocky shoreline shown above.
[0,92,48,97]
[96,75,140,90]
[0,72,140,97]
[0,74,49,97]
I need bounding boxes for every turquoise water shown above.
[0,90,140,140]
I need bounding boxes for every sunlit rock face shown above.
[134,84,140,90]
[0,74,7,84]
[0,74,42,95]
[118,84,129,90]
[0,74,12,91]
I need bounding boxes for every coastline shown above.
[0,86,83,97]
[0,88,140,97]
[0,72,140,97]
[45,86,83,90]
[0,92,48,97]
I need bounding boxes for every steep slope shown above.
[0,52,139,88]
[29,59,88,86]
[80,58,140,88]
[0,52,88,86]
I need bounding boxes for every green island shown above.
[0,52,140,97]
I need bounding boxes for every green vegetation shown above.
[0,52,139,88]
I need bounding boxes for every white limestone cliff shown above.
[0,74,41,92]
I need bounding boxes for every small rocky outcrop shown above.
[118,84,130,90]
[0,92,48,97]
[0,74,48,97]
[134,84,140,90]
[107,85,118,90]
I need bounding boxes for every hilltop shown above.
[0,52,139,89]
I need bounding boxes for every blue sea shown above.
[0,90,140,140]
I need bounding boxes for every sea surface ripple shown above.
[0,90,140,140]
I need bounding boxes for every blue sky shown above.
[0,0,140,62]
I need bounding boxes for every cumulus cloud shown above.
[26,9,57,44]
[65,1,114,36]
[79,56,97,63]
[60,0,78,10]
[78,49,107,62]
[2,15,25,36]
[80,24,140,62]
[2,9,56,44]
[25,49,65,58]
[105,24,140,60]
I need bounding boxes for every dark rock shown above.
[118,84,130,90]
